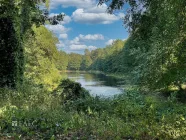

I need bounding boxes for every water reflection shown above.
[64,72,124,97]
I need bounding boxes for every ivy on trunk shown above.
[0,18,24,88]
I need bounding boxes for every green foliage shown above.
[66,41,126,72]
[53,79,90,103]
[1,0,186,139]
[88,40,126,73]
[24,26,61,90]
[97,0,186,92]
[0,0,49,89]
[0,0,65,89]
[127,0,186,90]
[81,52,92,70]
[0,18,23,88]
[56,51,69,71]
[1,85,186,139]
[68,53,82,70]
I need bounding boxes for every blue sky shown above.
[46,0,129,54]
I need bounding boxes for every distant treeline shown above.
[66,39,126,73]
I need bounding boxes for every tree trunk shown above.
[0,18,23,88]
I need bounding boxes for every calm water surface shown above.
[63,72,125,97]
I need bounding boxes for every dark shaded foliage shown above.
[0,18,23,88]
[53,79,90,102]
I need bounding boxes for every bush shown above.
[53,79,90,103]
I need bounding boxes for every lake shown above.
[63,72,125,97]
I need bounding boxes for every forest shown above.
[0,0,186,139]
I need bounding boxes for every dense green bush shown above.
[53,79,90,103]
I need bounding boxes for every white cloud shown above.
[56,42,65,48]
[62,15,72,24]
[88,46,97,50]
[65,34,101,53]
[48,13,58,17]
[118,13,125,18]
[105,39,116,45]
[85,4,107,13]
[50,0,95,9]
[59,34,68,39]
[79,34,104,41]
[69,34,104,45]
[69,37,80,45]
[69,44,97,51]
[45,24,70,34]
[70,3,124,24]
[50,1,124,25]
[69,44,87,50]
[72,8,119,24]
[49,13,71,24]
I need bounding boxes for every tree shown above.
[0,0,64,89]
[0,0,45,88]
[99,0,186,91]
[87,40,125,73]
[24,26,61,90]
[81,49,92,70]
[0,18,22,88]
[56,51,69,71]
[68,53,82,70]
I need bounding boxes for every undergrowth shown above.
[0,80,186,139]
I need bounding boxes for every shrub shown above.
[53,79,90,103]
